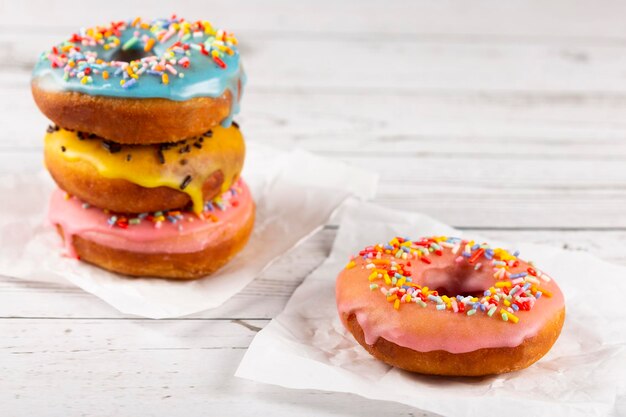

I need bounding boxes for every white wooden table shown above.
[1,1,626,415]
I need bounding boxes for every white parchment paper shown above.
[0,144,378,318]
[237,199,626,417]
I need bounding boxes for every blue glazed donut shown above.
[32,16,246,143]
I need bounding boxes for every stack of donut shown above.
[31,16,254,279]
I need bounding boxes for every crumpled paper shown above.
[236,199,626,417]
[0,144,378,318]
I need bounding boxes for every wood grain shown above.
[2,0,626,39]
[5,32,626,94]
[0,318,429,417]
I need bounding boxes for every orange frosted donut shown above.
[336,236,565,376]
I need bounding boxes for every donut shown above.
[32,16,244,143]
[336,236,565,376]
[44,124,245,214]
[48,179,255,279]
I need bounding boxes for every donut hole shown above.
[433,287,486,299]
[110,47,151,63]
[421,264,492,298]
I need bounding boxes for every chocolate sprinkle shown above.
[46,125,57,133]
[193,142,202,149]
[180,159,188,166]
[203,130,213,138]
[126,154,132,161]
[232,121,239,129]
[102,140,122,153]
[180,175,192,190]
[61,146,66,152]
[157,149,165,164]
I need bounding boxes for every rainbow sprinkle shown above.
[38,16,238,87]
[72,179,244,230]
[345,236,553,324]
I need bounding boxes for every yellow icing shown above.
[45,126,245,213]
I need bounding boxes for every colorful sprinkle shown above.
[37,16,238,89]
[346,235,554,325]
[73,179,243,229]
[501,309,519,324]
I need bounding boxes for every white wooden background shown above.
[1,1,626,415]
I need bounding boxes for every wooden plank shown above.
[5,31,626,93]
[2,145,625,228]
[2,154,626,229]
[0,317,428,416]
[5,75,626,156]
[2,0,626,40]
[0,228,624,320]
[5,70,626,150]
[3,100,625,230]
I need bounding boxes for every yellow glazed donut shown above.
[44,124,245,214]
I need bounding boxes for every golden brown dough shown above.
[342,308,565,376]
[56,204,255,279]
[32,82,237,144]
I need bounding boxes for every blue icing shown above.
[31,17,245,126]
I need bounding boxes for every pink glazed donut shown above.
[336,236,565,376]
[48,179,255,279]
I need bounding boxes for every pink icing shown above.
[336,247,565,354]
[48,179,254,256]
